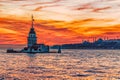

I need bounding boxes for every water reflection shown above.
[26,53,36,69]
[0,50,120,80]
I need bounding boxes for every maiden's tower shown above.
[21,15,49,53]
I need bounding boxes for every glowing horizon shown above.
[0,0,120,45]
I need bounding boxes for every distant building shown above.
[21,15,49,53]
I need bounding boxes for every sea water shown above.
[0,49,120,80]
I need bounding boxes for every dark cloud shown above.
[33,4,60,11]
[72,0,112,13]
[92,6,111,12]
[73,3,93,10]
[73,4,111,12]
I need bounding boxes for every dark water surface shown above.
[0,49,120,80]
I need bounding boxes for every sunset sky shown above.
[0,0,120,45]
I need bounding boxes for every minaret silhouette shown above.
[27,15,37,47]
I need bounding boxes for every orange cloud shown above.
[0,17,120,45]
[0,28,18,34]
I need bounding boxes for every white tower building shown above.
[28,15,37,47]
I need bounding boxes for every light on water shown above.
[0,49,120,80]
